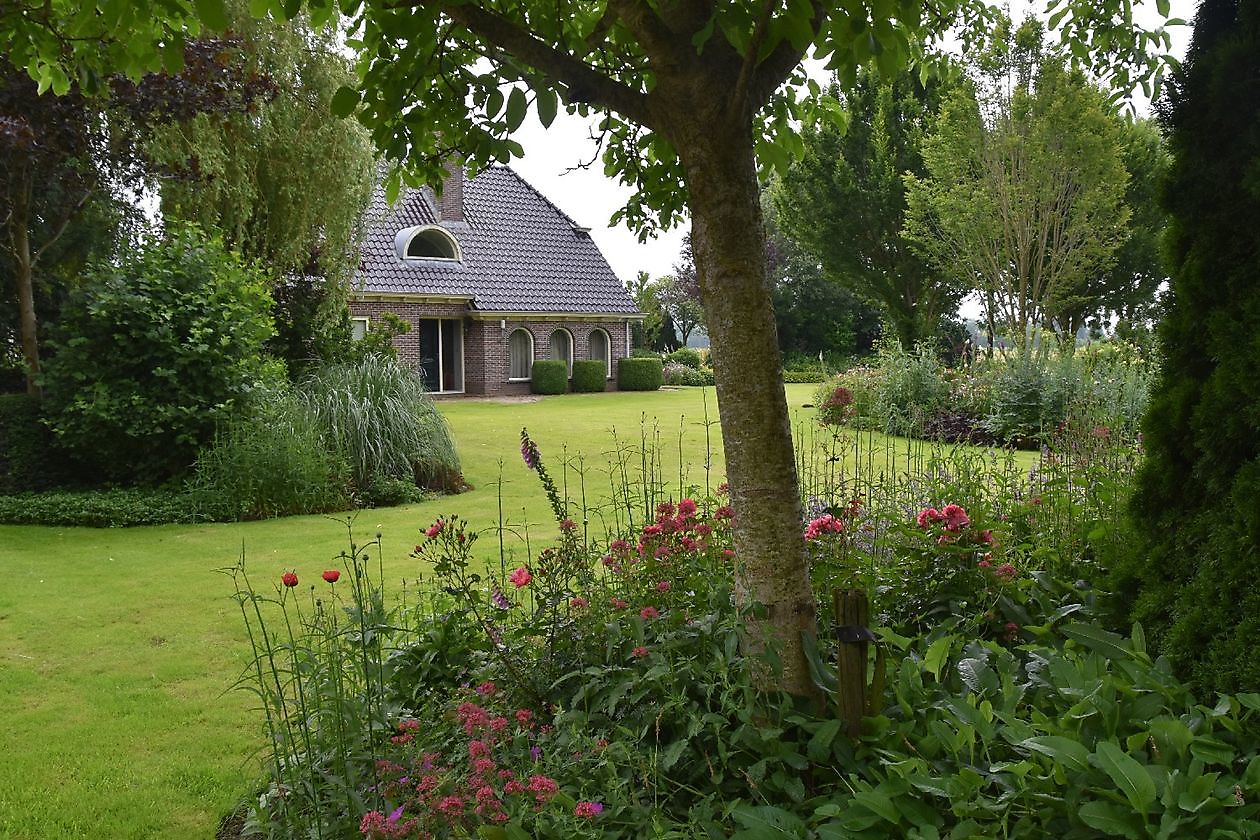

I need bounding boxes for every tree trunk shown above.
[11,183,42,397]
[676,127,819,699]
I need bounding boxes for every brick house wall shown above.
[350,298,632,396]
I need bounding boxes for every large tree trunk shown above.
[676,126,819,699]
[11,183,41,397]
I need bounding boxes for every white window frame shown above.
[588,327,612,379]
[351,316,370,341]
[507,328,534,382]
[396,225,462,262]
[548,327,574,377]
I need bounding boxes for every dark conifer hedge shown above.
[1111,0,1260,692]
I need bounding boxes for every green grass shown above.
[0,385,1026,838]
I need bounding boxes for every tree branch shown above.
[744,0,827,108]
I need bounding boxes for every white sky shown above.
[505,0,1196,290]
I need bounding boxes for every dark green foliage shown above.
[664,347,703,369]
[40,226,275,482]
[186,391,353,521]
[0,394,73,493]
[530,359,568,395]
[616,357,663,391]
[1113,0,1260,693]
[783,370,827,384]
[570,359,607,393]
[0,488,198,527]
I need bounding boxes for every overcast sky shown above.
[504,0,1195,289]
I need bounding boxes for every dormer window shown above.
[396,225,461,261]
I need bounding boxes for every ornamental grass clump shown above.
[300,354,462,497]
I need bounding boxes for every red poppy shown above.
[282,572,299,587]
[322,570,340,583]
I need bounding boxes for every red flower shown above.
[632,646,649,658]
[322,569,340,583]
[281,572,298,587]
[509,567,533,588]
[424,520,444,539]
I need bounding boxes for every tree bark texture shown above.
[674,120,819,698]
[10,181,41,396]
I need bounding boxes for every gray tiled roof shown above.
[355,166,640,315]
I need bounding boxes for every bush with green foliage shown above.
[1112,1,1260,694]
[783,369,826,383]
[0,487,198,527]
[186,390,353,521]
[662,362,713,386]
[0,394,75,493]
[530,359,568,394]
[40,225,275,482]
[664,346,703,369]
[873,340,949,436]
[616,357,663,391]
[570,359,607,393]
[300,355,461,496]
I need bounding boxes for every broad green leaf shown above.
[1156,0,1170,16]
[924,635,951,681]
[505,86,527,132]
[194,0,230,31]
[801,630,838,694]
[1062,622,1132,661]
[852,788,901,824]
[1189,736,1235,766]
[1078,800,1144,838]
[1021,735,1091,772]
[536,86,558,128]
[1093,741,1157,814]
[807,719,843,762]
[330,86,361,117]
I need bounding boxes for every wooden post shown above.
[833,588,870,738]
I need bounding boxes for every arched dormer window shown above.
[395,225,461,261]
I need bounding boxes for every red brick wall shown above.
[349,299,632,396]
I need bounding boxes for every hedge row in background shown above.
[617,357,663,391]
[0,488,200,528]
[0,394,77,495]
[571,360,607,393]
[530,359,568,394]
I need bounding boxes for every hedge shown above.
[572,360,607,393]
[0,394,75,494]
[530,359,569,395]
[665,347,704,369]
[617,357,663,391]
[783,370,827,383]
[0,488,200,527]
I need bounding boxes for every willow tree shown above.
[3,0,1177,696]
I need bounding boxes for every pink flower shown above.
[655,501,676,518]
[425,520,444,538]
[632,646,649,658]
[656,581,671,592]
[977,558,992,569]
[916,508,940,529]
[653,545,672,558]
[575,801,605,818]
[610,597,628,609]
[941,503,970,532]
[804,514,845,540]
[437,795,465,815]
[640,606,659,620]
[509,567,533,588]
[678,498,698,518]
[978,529,994,544]
[560,518,576,532]
[515,708,533,726]
[643,524,663,537]
[715,505,735,520]
[695,523,713,537]
[476,680,497,696]
[527,775,559,801]
[569,596,589,608]
[609,539,631,555]
[996,563,1017,581]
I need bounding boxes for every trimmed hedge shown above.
[0,488,199,527]
[0,394,74,494]
[617,357,663,391]
[571,360,607,393]
[530,359,568,395]
[783,370,826,383]
[665,347,704,369]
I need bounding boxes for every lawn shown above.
[0,384,1013,838]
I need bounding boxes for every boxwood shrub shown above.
[531,359,569,395]
[571,360,607,393]
[618,357,663,391]
[665,347,703,369]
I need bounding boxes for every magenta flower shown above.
[424,520,444,538]
[575,801,605,818]
[804,514,845,540]
[509,566,533,588]
[941,503,970,532]
[640,606,660,620]
[520,430,540,470]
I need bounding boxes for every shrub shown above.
[665,347,703,369]
[0,394,76,493]
[630,347,661,359]
[40,225,275,482]
[783,369,826,383]
[662,363,713,386]
[186,390,353,521]
[300,355,462,495]
[873,340,948,436]
[0,488,198,527]
[617,357,663,391]
[570,359,607,393]
[530,359,568,394]
[814,366,881,427]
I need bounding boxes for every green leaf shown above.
[1093,741,1157,814]
[330,86,361,118]
[802,630,838,694]
[194,0,230,31]
[807,719,843,762]
[852,788,901,824]
[1077,800,1144,838]
[1189,736,1235,766]
[1021,735,1091,772]
[1156,0,1170,16]
[536,87,558,128]
[924,635,951,681]
[505,86,527,132]
[1062,623,1133,661]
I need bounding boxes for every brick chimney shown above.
[438,160,465,224]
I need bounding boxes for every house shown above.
[350,164,642,396]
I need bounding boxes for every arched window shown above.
[588,328,611,378]
[395,225,461,261]
[548,328,573,375]
[508,328,533,381]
